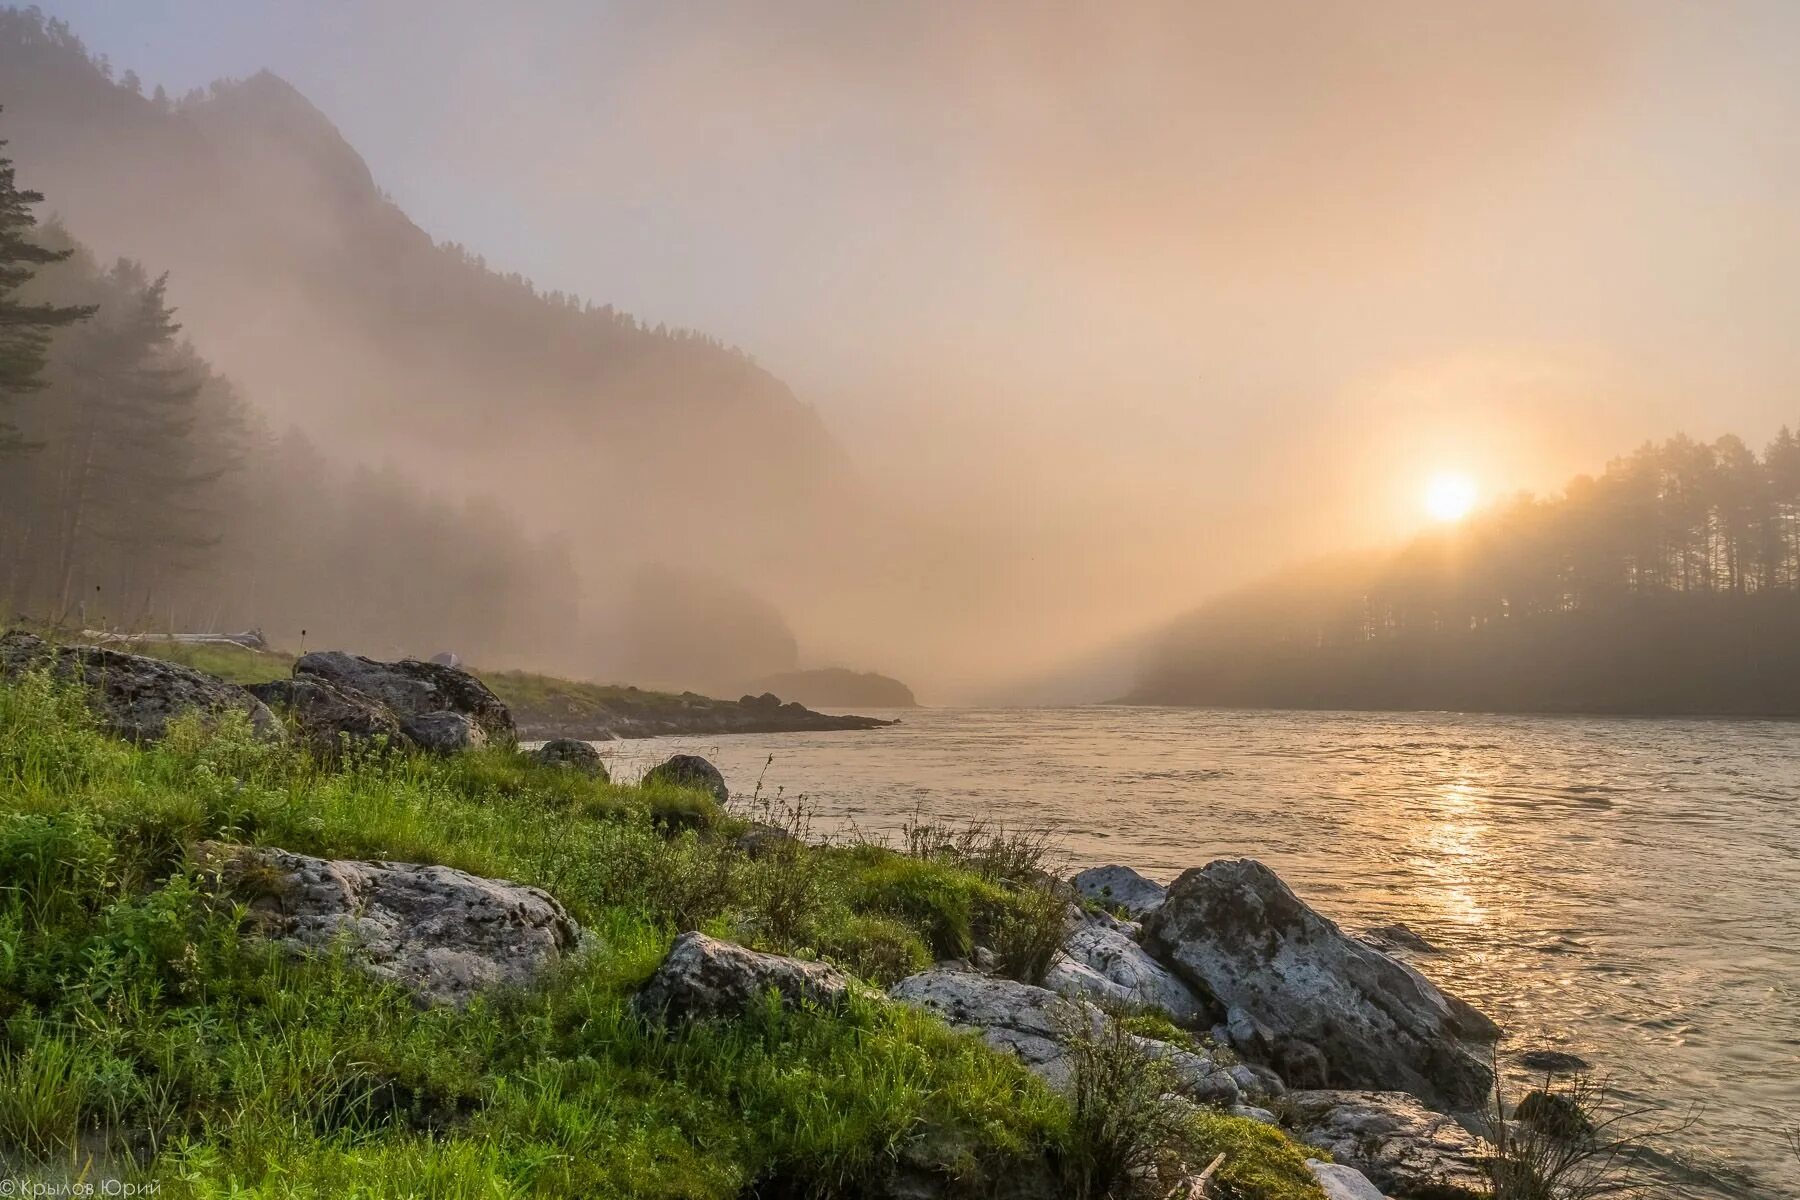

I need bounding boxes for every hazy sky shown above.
[34,0,1800,692]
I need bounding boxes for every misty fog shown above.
[6,1,1800,701]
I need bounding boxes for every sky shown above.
[31,0,1800,693]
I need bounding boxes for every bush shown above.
[1058,1015,1193,1198]
[987,879,1068,985]
[1053,999,1324,1200]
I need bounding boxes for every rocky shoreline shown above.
[512,688,897,741]
[1,630,1579,1199]
[191,830,1506,1198]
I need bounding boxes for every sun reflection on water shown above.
[1415,781,1490,927]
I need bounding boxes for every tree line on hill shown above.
[1131,434,1800,715]
[0,120,578,661]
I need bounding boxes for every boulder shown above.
[642,753,729,804]
[247,676,403,755]
[1285,1090,1489,1200]
[1514,1048,1590,1074]
[1070,864,1167,917]
[1514,1089,1593,1139]
[1306,1160,1389,1200]
[889,968,1237,1103]
[1045,909,1207,1023]
[529,738,607,779]
[0,630,282,743]
[401,710,484,753]
[1230,1062,1286,1100]
[1142,859,1498,1109]
[198,843,578,1007]
[891,968,1101,1089]
[1132,1035,1240,1105]
[634,931,854,1021]
[294,650,516,747]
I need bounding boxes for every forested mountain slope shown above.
[0,9,848,579]
[1130,432,1800,715]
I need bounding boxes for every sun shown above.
[1423,471,1479,522]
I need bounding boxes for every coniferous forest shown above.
[0,115,578,659]
[1132,434,1800,714]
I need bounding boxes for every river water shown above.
[586,706,1800,1198]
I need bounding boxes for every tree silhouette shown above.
[0,106,93,454]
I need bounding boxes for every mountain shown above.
[0,10,850,602]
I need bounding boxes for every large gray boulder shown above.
[1286,1090,1489,1200]
[1142,859,1498,1109]
[1070,864,1167,917]
[198,843,577,1007]
[247,676,403,756]
[1,630,282,743]
[1044,909,1207,1023]
[634,931,854,1021]
[889,968,1237,1103]
[294,650,516,748]
[641,753,729,804]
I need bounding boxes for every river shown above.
[585,705,1800,1198]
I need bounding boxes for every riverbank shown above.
[5,636,1720,1199]
[0,638,1334,1199]
[60,634,897,739]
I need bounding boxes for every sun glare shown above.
[1424,471,1478,522]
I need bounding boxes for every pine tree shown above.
[44,262,222,618]
[0,107,94,454]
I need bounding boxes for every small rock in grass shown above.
[530,738,607,779]
[635,931,854,1021]
[642,753,729,804]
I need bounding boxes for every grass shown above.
[0,665,1326,1198]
